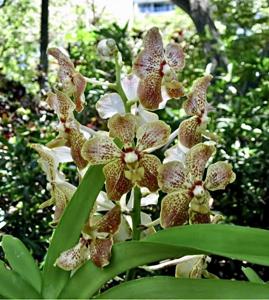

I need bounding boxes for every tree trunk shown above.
[39,0,49,90]
[172,0,228,72]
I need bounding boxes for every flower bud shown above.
[97,39,117,58]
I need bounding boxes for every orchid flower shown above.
[96,74,159,126]
[46,90,90,170]
[96,189,158,241]
[175,255,209,278]
[55,205,121,269]
[30,144,75,224]
[133,27,185,110]
[178,75,214,149]
[81,114,171,200]
[158,142,236,228]
[48,47,87,112]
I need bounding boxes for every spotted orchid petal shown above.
[133,27,163,79]
[48,47,86,112]
[90,237,113,268]
[133,28,164,110]
[95,205,121,235]
[175,255,207,278]
[121,74,139,102]
[136,121,171,151]
[185,143,216,180]
[164,78,185,99]
[160,191,191,228]
[204,161,236,191]
[178,116,205,149]
[190,211,211,224]
[183,75,213,117]
[47,47,75,81]
[158,161,187,193]
[47,90,75,123]
[81,135,121,165]
[103,158,133,201]
[66,126,88,170]
[30,144,59,182]
[108,113,136,146]
[72,72,87,112]
[96,93,125,119]
[51,184,71,224]
[165,43,185,71]
[55,239,90,271]
[137,74,163,110]
[137,154,161,192]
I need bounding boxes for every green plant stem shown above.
[125,186,142,281]
[113,50,129,112]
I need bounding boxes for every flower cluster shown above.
[32,27,235,273]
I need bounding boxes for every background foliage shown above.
[0,0,268,281]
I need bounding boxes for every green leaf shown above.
[60,224,269,298]
[1,235,42,293]
[0,262,41,299]
[242,267,264,283]
[96,277,269,299]
[41,165,105,299]
[145,224,269,266]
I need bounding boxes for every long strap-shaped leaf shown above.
[96,277,269,299]
[2,235,42,293]
[42,165,104,299]
[0,262,41,299]
[60,224,269,299]
[145,224,269,266]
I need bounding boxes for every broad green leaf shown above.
[146,224,269,266]
[2,235,42,293]
[0,262,41,299]
[59,241,195,298]
[42,165,104,299]
[60,224,269,298]
[96,277,269,299]
[242,267,264,283]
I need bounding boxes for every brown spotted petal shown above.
[55,240,90,271]
[158,161,186,193]
[204,161,236,191]
[190,211,211,224]
[90,237,113,268]
[81,135,121,165]
[136,121,171,151]
[186,143,216,180]
[184,75,213,117]
[178,116,205,149]
[103,158,133,201]
[160,191,191,228]
[47,90,75,123]
[137,154,161,192]
[165,43,185,71]
[108,113,136,146]
[72,72,87,112]
[133,27,164,79]
[65,126,88,169]
[164,79,184,99]
[47,47,75,83]
[137,73,163,110]
[95,205,121,235]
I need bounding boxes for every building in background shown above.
[95,0,176,25]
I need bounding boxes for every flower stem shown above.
[114,51,130,113]
[125,186,142,281]
[131,186,142,241]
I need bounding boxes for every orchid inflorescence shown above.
[31,27,235,276]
